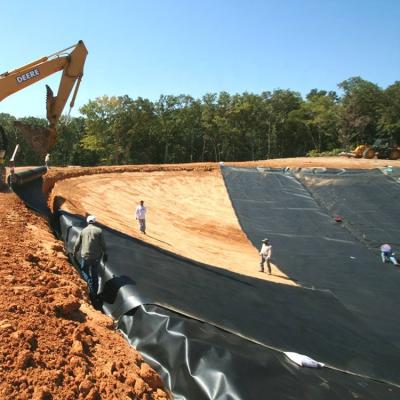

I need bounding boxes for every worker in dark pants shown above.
[73,215,108,306]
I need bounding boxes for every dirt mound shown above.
[0,192,169,399]
[42,156,400,195]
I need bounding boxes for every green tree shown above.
[0,113,17,164]
[80,96,129,164]
[289,90,340,153]
[379,81,400,142]
[338,77,383,148]
[266,90,303,158]
[227,93,265,161]
[201,93,219,161]
[154,95,188,163]
[51,116,88,166]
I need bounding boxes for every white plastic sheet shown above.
[285,352,325,368]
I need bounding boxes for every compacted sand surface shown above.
[50,169,294,285]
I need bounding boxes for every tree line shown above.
[1,76,399,166]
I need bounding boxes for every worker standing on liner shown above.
[259,238,272,274]
[135,200,147,234]
[73,215,107,302]
[44,153,50,169]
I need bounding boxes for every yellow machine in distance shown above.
[0,40,88,157]
[352,139,400,160]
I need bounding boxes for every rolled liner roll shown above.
[10,166,47,186]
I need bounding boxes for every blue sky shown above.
[1,0,399,118]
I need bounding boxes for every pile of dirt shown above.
[42,163,216,197]
[0,192,169,399]
[42,157,399,196]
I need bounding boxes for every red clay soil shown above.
[0,192,170,400]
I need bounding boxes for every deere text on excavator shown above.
[0,40,88,186]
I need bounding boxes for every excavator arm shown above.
[0,40,88,154]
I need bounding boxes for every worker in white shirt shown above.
[135,200,147,234]
[259,238,272,274]
[45,153,50,169]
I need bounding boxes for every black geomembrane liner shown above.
[222,166,400,348]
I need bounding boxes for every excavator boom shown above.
[0,41,88,155]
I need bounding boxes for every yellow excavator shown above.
[352,139,400,160]
[0,40,88,185]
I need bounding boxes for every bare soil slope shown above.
[0,192,169,399]
[50,169,293,284]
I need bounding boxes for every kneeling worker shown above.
[73,215,108,302]
[380,243,399,266]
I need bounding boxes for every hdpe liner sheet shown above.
[12,169,400,398]
[9,167,50,216]
[118,304,400,400]
[295,168,400,249]
[222,166,400,348]
[60,212,400,387]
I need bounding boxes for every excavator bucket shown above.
[14,121,56,157]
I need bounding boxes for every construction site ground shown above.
[1,156,398,399]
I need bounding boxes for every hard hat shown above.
[381,244,391,252]
[87,215,96,224]
[262,238,269,243]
